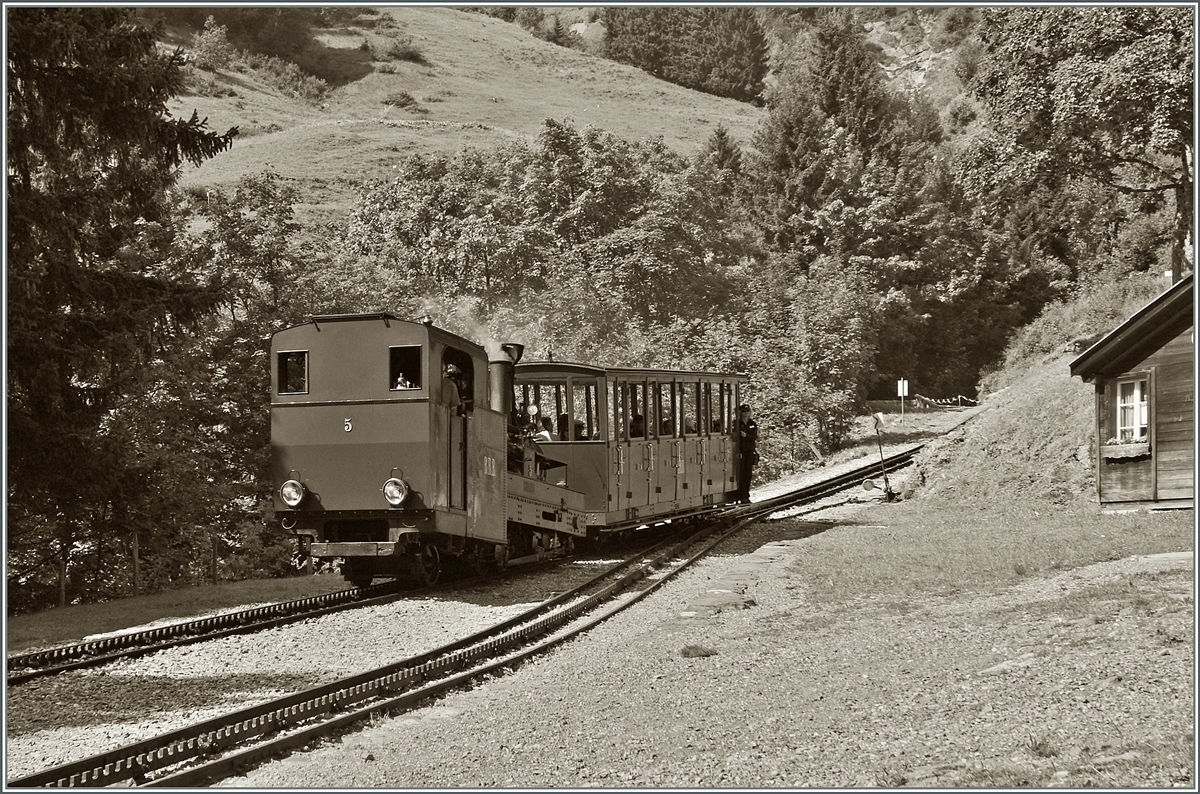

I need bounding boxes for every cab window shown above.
[390,346,422,391]
[278,351,308,394]
[442,348,474,412]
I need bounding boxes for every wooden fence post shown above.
[59,537,67,609]
[132,532,140,597]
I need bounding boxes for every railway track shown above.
[5,581,418,686]
[7,446,919,788]
[7,555,589,686]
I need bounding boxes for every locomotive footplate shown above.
[310,542,401,558]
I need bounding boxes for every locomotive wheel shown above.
[419,543,441,587]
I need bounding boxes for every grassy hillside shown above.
[167,7,763,228]
[911,272,1181,507]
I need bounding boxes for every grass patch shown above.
[785,500,1192,603]
[1024,732,1060,758]
[7,574,348,653]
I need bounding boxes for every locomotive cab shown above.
[270,314,507,586]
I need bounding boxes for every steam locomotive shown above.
[271,313,749,586]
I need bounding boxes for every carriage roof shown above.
[516,360,746,381]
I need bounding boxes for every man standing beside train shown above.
[736,404,758,502]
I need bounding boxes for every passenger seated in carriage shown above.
[629,414,645,438]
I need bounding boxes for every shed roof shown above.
[1069,273,1194,383]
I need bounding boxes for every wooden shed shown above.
[1070,274,1194,509]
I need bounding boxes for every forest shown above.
[6,7,1193,613]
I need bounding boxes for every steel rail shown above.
[740,445,921,520]
[8,448,922,788]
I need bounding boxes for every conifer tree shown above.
[7,8,235,605]
[693,7,768,104]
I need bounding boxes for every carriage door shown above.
[717,382,735,495]
[628,380,651,509]
[680,381,703,499]
[663,380,682,502]
[612,378,629,512]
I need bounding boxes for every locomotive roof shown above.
[516,360,746,380]
[273,313,486,356]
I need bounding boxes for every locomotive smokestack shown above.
[488,342,524,417]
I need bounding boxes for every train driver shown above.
[442,364,463,415]
[736,404,758,502]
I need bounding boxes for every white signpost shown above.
[898,378,909,422]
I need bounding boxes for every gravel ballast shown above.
[206,519,1191,788]
[7,517,1192,787]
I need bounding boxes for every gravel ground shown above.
[3,553,657,781]
[204,514,1191,789]
[7,527,1192,787]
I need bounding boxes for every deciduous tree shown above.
[975,6,1193,280]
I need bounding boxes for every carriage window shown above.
[712,382,725,433]
[278,351,308,394]
[519,380,569,439]
[571,382,597,440]
[659,382,677,437]
[611,381,627,441]
[389,346,422,391]
[680,382,699,435]
[701,382,713,435]
[645,382,658,439]
[1117,377,1149,441]
[629,381,648,438]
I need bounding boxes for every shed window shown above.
[1116,377,1148,441]
[390,346,422,390]
[278,351,308,394]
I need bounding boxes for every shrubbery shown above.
[239,51,328,103]
[382,91,425,113]
[192,16,235,71]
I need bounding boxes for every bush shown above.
[382,91,426,113]
[241,51,328,103]
[946,98,977,132]
[384,36,426,64]
[192,16,235,71]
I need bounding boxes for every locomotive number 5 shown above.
[344,418,353,432]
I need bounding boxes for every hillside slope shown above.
[909,273,1182,507]
[169,7,763,227]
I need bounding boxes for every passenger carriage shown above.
[513,362,748,532]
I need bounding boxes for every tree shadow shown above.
[293,41,376,87]
[6,670,332,734]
